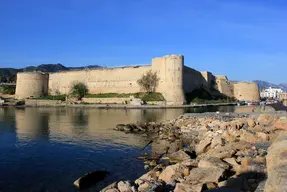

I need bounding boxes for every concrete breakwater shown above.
[99,112,287,192]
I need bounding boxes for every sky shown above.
[0,0,286,83]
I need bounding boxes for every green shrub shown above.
[71,82,88,97]
[141,92,165,101]
[0,84,16,94]
[190,97,234,104]
[33,95,66,101]
[85,92,165,101]
[137,70,159,92]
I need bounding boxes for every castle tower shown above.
[232,82,260,101]
[15,72,49,99]
[152,54,185,105]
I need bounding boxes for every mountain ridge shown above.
[0,65,286,90]
[253,80,287,91]
[0,64,102,82]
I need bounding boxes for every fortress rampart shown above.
[15,72,49,99]
[15,54,260,104]
[232,82,260,101]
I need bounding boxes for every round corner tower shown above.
[15,72,49,99]
[232,82,260,101]
[152,54,185,105]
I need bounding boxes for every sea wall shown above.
[81,97,129,104]
[25,99,62,106]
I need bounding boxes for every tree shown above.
[7,75,16,83]
[71,82,89,98]
[137,70,160,93]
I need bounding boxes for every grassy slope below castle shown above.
[34,92,165,102]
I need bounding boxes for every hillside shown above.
[0,64,102,83]
[253,80,287,91]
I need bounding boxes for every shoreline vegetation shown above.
[33,92,166,102]
[95,111,286,192]
[0,84,16,95]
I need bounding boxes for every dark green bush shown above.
[137,70,159,92]
[85,92,165,101]
[71,82,89,97]
[33,95,66,101]
[0,84,16,94]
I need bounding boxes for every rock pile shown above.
[102,112,287,192]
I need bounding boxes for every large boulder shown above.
[239,130,265,143]
[137,181,163,192]
[185,167,225,184]
[135,171,156,186]
[174,183,202,192]
[223,158,239,169]
[266,133,287,172]
[158,163,186,182]
[195,137,212,155]
[168,150,191,163]
[198,157,229,170]
[264,133,287,192]
[264,164,287,192]
[211,135,225,148]
[274,117,287,130]
[257,114,274,126]
[247,118,256,128]
[117,181,136,192]
[199,145,236,159]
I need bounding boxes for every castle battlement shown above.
[15,54,260,104]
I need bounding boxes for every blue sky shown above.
[0,0,286,83]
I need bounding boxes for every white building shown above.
[260,87,283,99]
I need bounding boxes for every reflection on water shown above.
[0,106,234,191]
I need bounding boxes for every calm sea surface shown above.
[0,106,234,191]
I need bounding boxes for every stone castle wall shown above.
[215,75,234,98]
[151,55,185,104]
[49,65,152,95]
[15,72,49,99]
[15,54,260,104]
[232,82,260,101]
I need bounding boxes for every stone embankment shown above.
[101,112,287,192]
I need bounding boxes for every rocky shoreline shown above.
[100,111,287,192]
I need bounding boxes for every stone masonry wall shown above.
[15,72,49,99]
[49,65,152,95]
[15,54,260,104]
[183,66,207,93]
[232,82,260,101]
[215,75,234,98]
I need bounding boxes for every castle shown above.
[15,54,260,104]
